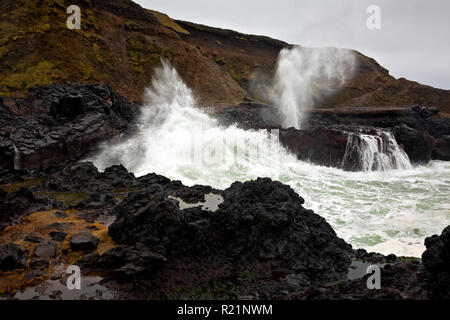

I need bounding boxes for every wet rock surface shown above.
[0,243,27,271]
[285,225,450,300]
[70,232,100,252]
[1,84,447,174]
[0,162,448,299]
[0,84,135,170]
[34,242,56,259]
[103,177,353,286]
[212,103,450,170]
[0,85,448,299]
[422,226,450,299]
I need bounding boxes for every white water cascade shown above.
[342,131,412,171]
[90,61,450,257]
[12,143,21,170]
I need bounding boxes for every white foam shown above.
[89,61,450,258]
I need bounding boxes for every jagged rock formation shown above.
[0,84,134,169]
[213,102,450,170]
[0,162,448,299]
[101,177,352,284]
[0,84,448,171]
[422,226,450,300]
[0,162,353,298]
[285,226,450,300]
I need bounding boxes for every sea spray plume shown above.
[140,60,197,126]
[89,60,287,179]
[271,46,356,129]
[89,60,202,173]
[87,62,450,257]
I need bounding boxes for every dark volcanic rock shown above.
[211,102,282,129]
[0,243,27,271]
[215,179,352,279]
[394,124,435,163]
[0,84,135,169]
[24,235,46,244]
[287,261,429,300]
[52,211,67,218]
[422,226,450,300]
[106,178,353,286]
[279,127,348,168]
[29,258,49,270]
[286,225,450,300]
[0,187,60,227]
[44,222,73,231]
[0,187,35,223]
[34,242,56,259]
[25,270,46,280]
[433,135,450,161]
[49,231,68,242]
[70,232,100,252]
[212,104,450,170]
[37,162,138,194]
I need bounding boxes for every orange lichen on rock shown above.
[0,178,42,193]
[0,209,116,296]
[0,269,44,295]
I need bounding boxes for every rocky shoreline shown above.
[2,85,449,172]
[0,161,448,300]
[212,101,450,169]
[0,84,449,300]
[0,84,136,169]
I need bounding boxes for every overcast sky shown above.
[134,0,450,90]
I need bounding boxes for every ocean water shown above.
[90,61,450,257]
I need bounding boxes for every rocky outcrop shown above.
[90,177,354,291]
[0,243,27,271]
[279,127,348,169]
[38,162,137,193]
[393,124,436,164]
[0,84,134,169]
[212,103,450,170]
[422,226,450,300]
[283,225,450,300]
[1,162,449,299]
[70,232,99,252]
[434,136,450,161]
[1,83,447,173]
[0,187,65,228]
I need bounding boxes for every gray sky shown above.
[134,0,450,90]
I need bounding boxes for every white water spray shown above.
[90,61,450,257]
[90,61,287,181]
[13,143,21,170]
[270,46,356,129]
[342,131,412,171]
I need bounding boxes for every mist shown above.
[270,46,356,129]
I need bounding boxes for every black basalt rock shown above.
[0,84,136,169]
[107,177,353,284]
[213,178,353,281]
[0,243,27,271]
[70,232,100,252]
[394,124,436,164]
[422,225,450,299]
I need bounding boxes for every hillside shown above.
[1,0,449,114]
